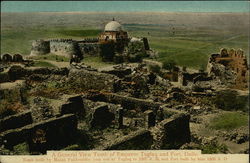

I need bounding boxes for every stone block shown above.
[115,107,123,129]
[0,114,77,153]
[160,113,190,149]
[103,129,153,150]
[60,95,85,118]
[144,110,155,128]
[0,111,33,133]
[89,104,114,129]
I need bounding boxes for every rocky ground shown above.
[0,58,249,154]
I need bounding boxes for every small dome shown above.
[104,21,122,32]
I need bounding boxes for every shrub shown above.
[33,61,55,67]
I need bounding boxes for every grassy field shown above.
[1,27,100,55]
[1,23,248,69]
[126,24,249,69]
[33,61,56,67]
[209,112,248,131]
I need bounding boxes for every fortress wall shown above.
[49,40,80,58]
[78,42,100,56]
[30,40,50,56]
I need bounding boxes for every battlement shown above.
[78,38,99,43]
[49,38,74,43]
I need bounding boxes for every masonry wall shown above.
[0,111,33,132]
[158,113,191,149]
[30,40,50,56]
[78,42,100,56]
[4,66,69,82]
[68,69,119,92]
[86,92,162,112]
[50,40,80,58]
[151,113,191,149]
[0,114,77,151]
[103,129,153,150]
[208,48,249,89]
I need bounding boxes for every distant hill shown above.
[1,12,249,33]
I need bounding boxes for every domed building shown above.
[99,18,129,43]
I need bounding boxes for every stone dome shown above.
[104,21,122,32]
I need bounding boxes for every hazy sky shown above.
[1,1,249,13]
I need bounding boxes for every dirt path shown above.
[42,60,70,68]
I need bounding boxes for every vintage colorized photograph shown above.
[0,0,249,159]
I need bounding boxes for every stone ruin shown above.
[0,54,34,71]
[1,54,24,63]
[140,48,248,91]
[0,47,249,154]
[0,62,192,154]
[207,48,249,90]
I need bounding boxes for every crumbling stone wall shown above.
[151,113,191,149]
[103,129,153,150]
[60,95,85,118]
[4,66,69,82]
[68,69,119,92]
[103,93,162,112]
[0,81,27,104]
[86,92,162,112]
[0,114,77,151]
[178,72,207,86]
[87,103,115,129]
[207,48,248,89]
[0,111,32,132]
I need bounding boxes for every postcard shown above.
[0,1,249,163]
